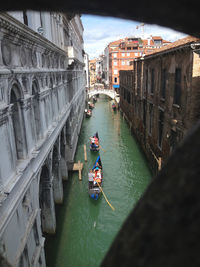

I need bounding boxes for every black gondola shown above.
[90,132,99,151]
[85,109,92,118]
[88,156,103,200]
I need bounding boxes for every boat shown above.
[85,109,92,118]
[112,101,116,111]
[92,96,97,103]
[88,101,95,109]
[88,156,103,200]
[90,132,99,151]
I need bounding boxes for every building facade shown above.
[84,52,90,90]
[0,12,85,266]
[89,59,97,87]
[120,36,200,174]
[105,36,170,92]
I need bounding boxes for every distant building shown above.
[120,36,200,175]
[84,52,90,89]
[89,59,97,87]
[104,36,171,92]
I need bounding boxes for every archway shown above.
[10,85,25,160]
[39,165,56,234]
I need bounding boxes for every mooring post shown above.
[84,144,87,162]
[78,160,82,180]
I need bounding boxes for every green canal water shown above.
[45,96,152,267]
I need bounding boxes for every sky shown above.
[81,15,187,59]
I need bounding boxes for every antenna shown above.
[136,23,145,38]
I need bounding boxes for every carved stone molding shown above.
[1,39,11,66]
[20,98,32,111]
[0,105,9,126]
[32,51,37,68]
[20,46,26,67]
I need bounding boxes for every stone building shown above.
[120,36,200,174]
[0,12,85,266]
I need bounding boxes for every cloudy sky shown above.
[81,15,187,59]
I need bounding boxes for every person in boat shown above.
[88,170,95,187]
[88,170,94,181]
[94,136,99,145]
[93,171,101,185]
[95,162,102,169]
[90,137,95,143]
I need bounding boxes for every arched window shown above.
[10,85,24,160]
[32,82,40,140]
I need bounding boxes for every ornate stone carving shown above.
[20,46,26,67]
[46,55,50,68]
[42,53,45,68]
[32,51,37,68]
[1,39,11,66]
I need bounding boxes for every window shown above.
[127,61,130,65]
[149,104,153,134]
[170,129,177,151]
[122,53,125,57]
[114,69,118,75]
[23,11,28,26]
[127,53,130,56]
[135,53,138,56]
[122,60,125,65]
[113,53,117,58]
[127,91,131,104]
[113,61,117,66]
[174,68,181,105]
[10,86,25,160]
[161,69,166,99]
[151,68,154,94]
[158,110,164,148]
[114,77,118,83]
[127,47,131,50]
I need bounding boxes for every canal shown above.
[45,96,152,267]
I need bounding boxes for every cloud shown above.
[82,15,187,59]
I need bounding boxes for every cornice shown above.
[0,13,66,56]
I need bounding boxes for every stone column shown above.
[52,139,63,204]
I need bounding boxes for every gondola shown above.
[90,132,99,151]
[88,101,95,109]
[112,102,116,111]
[88,156,103,200]
[85,109,92,118]
[92,96,97,103]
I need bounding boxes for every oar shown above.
[97,181,115,211]
[99,145,106,152]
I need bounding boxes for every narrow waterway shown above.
[45,96,152,267]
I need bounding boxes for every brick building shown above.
[107,36,170,92]
[120,36,200,174]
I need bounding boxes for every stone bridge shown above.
[88,89,118,100]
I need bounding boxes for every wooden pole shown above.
[158,157,162,171]
[84,144,87,162]
[78,160,82,180]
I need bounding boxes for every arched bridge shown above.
[88,89,117,100]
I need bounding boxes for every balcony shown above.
[65,46,83,65]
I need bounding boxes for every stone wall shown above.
[0,13,86,266]
[120,43,200,175]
